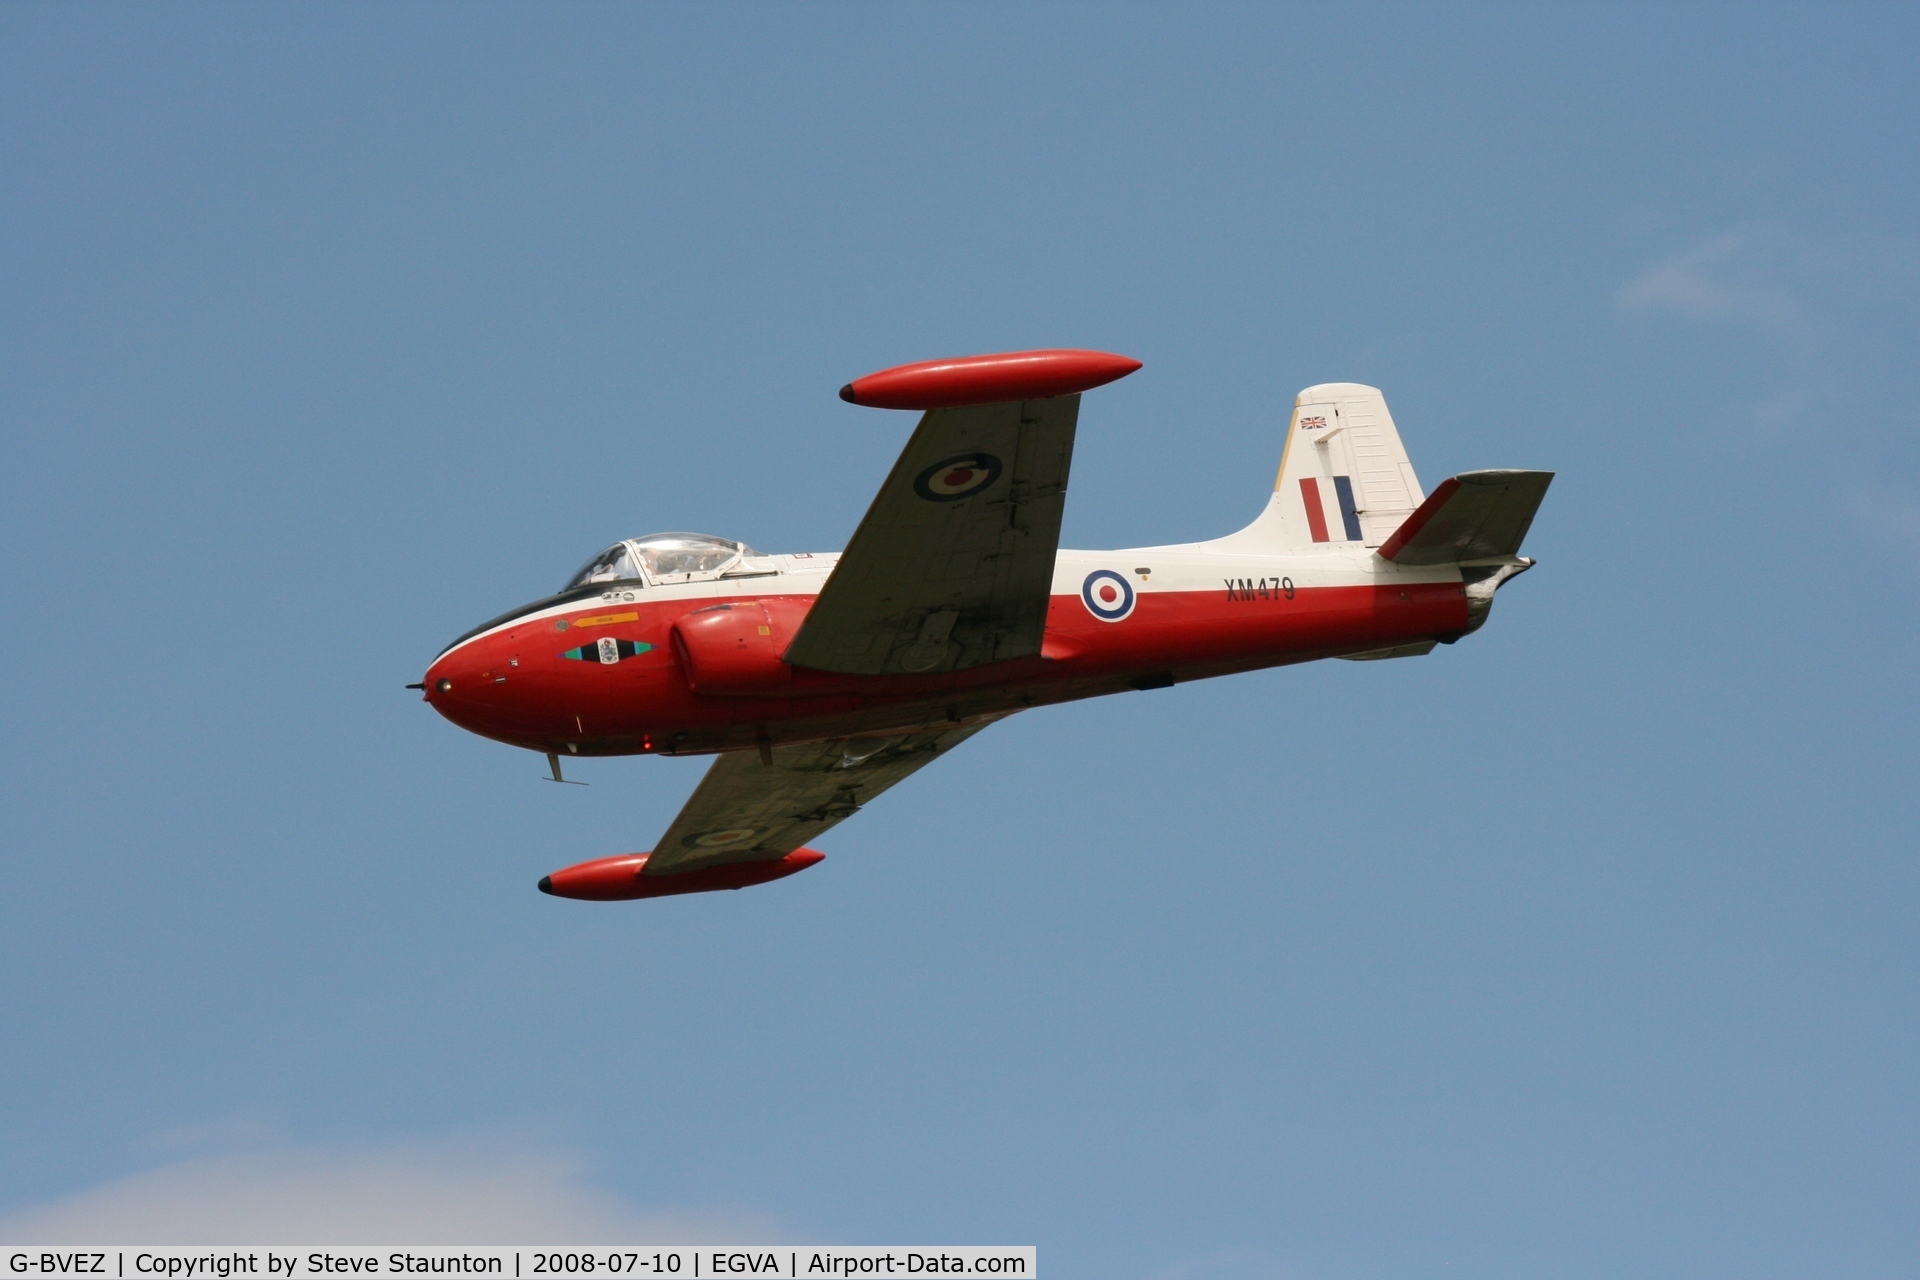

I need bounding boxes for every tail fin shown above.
[1210,383,1426,552]
[1377,470,1554,565]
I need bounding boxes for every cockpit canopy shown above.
[564,532,759,590]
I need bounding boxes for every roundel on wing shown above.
[912,452,1004,502]
[686,827,760,849]
[1081,569,1136,622]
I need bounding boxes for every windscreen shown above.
[564,543,644,590]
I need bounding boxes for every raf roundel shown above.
[687,827,760,850]
[913,452,1004,502]
[1081,569,1136,622]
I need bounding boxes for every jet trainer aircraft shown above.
[418,349,1551,901]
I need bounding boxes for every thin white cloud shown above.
[0,1143,785,1245]
[1618,229,1920,566]
[1615,227,1826,355]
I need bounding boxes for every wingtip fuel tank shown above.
[839,348,1142,410]
[539,848,825,900]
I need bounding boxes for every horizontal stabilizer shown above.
[1377,470,1554,565]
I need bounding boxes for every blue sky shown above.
[2,5,1916,1277]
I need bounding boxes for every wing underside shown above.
[641,717,1005,877]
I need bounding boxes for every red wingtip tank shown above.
[838,348,1142,410]
[538,849,825,900]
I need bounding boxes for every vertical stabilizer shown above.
[1208,384,1426,553]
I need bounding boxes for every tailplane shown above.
[1377,470,1554,565]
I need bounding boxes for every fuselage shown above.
[423,544,1472,758]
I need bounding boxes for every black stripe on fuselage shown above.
[437,582,641,656]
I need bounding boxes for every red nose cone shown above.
[538,849,825,901]
[840,348,1142,410]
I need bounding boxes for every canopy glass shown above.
[563,532,757,590]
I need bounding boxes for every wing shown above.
[782,395,1080,675]
[640,717,1005,878]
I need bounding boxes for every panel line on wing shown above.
[639,716,1008,877]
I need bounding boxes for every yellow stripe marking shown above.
[1274,401,1302,492]
[572,611,640,628]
